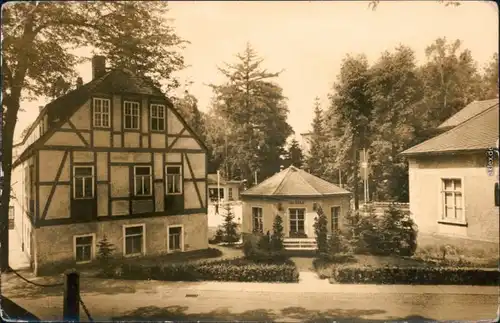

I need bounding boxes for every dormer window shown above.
[93,98,111,128]
[124,101,140,130]
[150,104,165,131]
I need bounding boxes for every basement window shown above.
[168,225,183,252]
[124,225,145,256]
[74,234,94,263]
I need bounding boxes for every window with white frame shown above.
[134,166,152,196]
[73,166,94,199]
[166,165,182,194]
[150,104,165,131]
[124,225,144,256]
[93,98,111,128]
[441,178,464,221]
[124,101,140,130]
[252,207,263,233]
[289,208,305,234]
[228,188,233,201]
[74,235,94,263]
[168,226,183,252]
[331,206,340,231]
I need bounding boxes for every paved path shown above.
[7,229,30,270]
[2,273,498,322]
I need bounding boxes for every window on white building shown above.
[441,178,464,222]
[252,207,263,233]
[289,208,305,235]
[331,206,340,231]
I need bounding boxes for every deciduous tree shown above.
[327,54,373,210]
[367,45,423,202]
[418,38,483,130]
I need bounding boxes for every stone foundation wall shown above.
[34,213,208,275]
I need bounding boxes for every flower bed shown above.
[115,257,299,283]
[331,265,499,285]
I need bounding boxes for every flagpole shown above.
[363,148,367,206]
[217,170,220,212]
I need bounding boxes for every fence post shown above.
[63,270,80,322]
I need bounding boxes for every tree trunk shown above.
[1,102,19,272]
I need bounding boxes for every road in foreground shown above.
[2,274,498,322]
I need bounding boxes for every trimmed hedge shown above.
[115,257,299,283]
[332,266,499,285]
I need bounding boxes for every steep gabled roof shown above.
[241,166,351,198]
[13,68,208,168]
[438,99,499,130]
[401,104,499,156]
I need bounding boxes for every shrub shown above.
[331,266,498,286]
[327,230,352,256]
[313,206,329,254]
[378,204,417,256]
[243,233,288,264]
[209,227,225,244]
[270,215,285,252]
[116,258,299,282]
[96,235,115,277]
[343,204,417,257]
[220,203,240,244]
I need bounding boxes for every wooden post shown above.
[63,270,80,322]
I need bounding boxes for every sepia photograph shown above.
[0,0,499,321]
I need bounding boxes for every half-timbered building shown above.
[12,56,208,274]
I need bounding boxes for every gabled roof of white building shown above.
[438,99,499,130]
[401,104,499,156]
[241,166,351,198]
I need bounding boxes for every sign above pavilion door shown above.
[289,200,304,205]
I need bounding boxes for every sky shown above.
[14,0,499,143]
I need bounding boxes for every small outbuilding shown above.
[240,166,351,249]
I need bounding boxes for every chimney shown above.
[92,55,106,79]
[76,77,83,88]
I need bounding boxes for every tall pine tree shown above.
[283,138,304,168]
[307,97,327,177]
[209,43,293,183]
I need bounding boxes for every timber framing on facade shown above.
[12,57,210,273]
